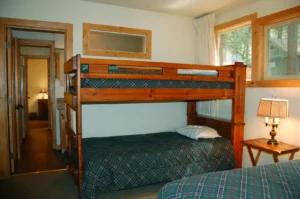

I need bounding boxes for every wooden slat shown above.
[80,57,235,71]
[118,66,162,73]
[80,88,233,102]
[163,68,177,75]
[80,73,234,82]
[64,92,77,109]
[218,71,231,77]
[64,56,77,73]
[89,64,108,73]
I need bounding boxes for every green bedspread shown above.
[79,132,235,199]
[157,159,300,199]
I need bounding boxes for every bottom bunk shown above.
[157,159,300,199]
[67,131,235,199]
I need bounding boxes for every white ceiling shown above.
[84,0,246,17]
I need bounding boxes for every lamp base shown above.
[267,138,278,145]
[267,123,278,145]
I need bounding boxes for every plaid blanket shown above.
[72,66,233,89]
[157,159,300,199]
[79,132,235,199]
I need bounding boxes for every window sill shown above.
[246,80,300,88]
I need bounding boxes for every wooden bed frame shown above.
[64,54,246,197]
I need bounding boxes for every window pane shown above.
[218,26,252,81]
[266,20,300,79]
[267,25,288,77]
[89,30,146,53]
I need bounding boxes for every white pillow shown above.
[175,125,221,140]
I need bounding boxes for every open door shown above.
[21,56,29,139]
[7,29,18,173]
[13,37,23,160]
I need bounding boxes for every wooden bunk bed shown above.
[64,54,246,199]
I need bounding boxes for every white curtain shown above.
[193,14,218,117]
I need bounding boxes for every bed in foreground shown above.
[157,159,300,199]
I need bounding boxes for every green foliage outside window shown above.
[220,26,252,68]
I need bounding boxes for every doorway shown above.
[12,32,66,174]
[16,57,65,174]
[0,18,73,177]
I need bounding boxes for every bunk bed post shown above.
[64,59,71,174]
[75,54,83,198]
[231,62,246,168]
[187,101,197,125]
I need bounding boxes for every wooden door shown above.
[21,56,29,139]
[7,29,18,173]
[14,37,22,160]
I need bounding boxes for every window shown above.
[218,25,252,81]
[265,18,300,79]
[215,13,257,82]
[250,6,300,87]
[83,23,152,59]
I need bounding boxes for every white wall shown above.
[0,0,196,138]
[20,46,50,56]
[215,0,300,168]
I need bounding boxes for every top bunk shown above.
[64,54,246,107]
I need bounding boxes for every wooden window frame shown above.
[83,23,152,59]
[249,6,300,88]
[215,13,257,82]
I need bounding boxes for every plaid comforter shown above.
[157,159,300,199]
[79,132,235,199]
[71,67,233,90]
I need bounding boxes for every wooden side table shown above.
[242,138,300,166]
[38,99,48,120]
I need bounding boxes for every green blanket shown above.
[79,132,235,199]
[158,159,300,199]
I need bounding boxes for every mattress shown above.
[157,159,300,199]
[77,132,235,199]
[70,65,233,90]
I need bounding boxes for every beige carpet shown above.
[0,170,165,199]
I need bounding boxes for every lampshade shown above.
[40,88,47,94]
[257,98,288,118]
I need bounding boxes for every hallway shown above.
[16,120,66,174]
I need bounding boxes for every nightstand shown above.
[38,99,48,120]
[242,138,300,166]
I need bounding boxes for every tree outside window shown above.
[218,26,252,81]
[266,21,300,79]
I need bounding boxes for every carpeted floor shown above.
[0,170,165,199]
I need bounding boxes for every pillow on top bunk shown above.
[175,125,221,140]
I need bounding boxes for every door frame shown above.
[7,30,18,173]
[23,54,50,136]
[19,39,56,149]
[0,17,73,178]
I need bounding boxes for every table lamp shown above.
[40,88,47,99]
[257,98,288,145]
